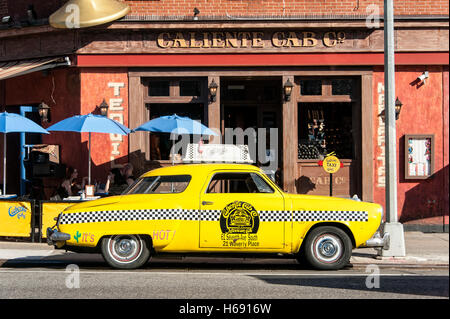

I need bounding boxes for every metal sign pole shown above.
[3,134,6,195]
[88,132,91,185]
[329,173,333,197]
[382,0,406,257]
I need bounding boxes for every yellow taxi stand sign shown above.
[322,153,341,174]
[318,152,344,196]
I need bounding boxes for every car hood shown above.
[63,195,123,212]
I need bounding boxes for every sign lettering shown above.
[108,82,126,169]
[376,82,386,188]
[156,30,346,49]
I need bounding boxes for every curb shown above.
[1,255,448,270]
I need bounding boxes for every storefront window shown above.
[300,79,322,95]
[180,80,201,96]
[332,79,354,95]
[148,80,170,96]
[298,102,353,160]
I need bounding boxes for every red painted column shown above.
[79,68,129,183]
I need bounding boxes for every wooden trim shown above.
[282,75,297,193]
[207,75,221,143]
[361,73,373,202]
[144,96,206,104]
[129,67,374,78]
[128,75,150,172]
[298,159,353,164]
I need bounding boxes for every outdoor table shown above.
[63,196,101,201]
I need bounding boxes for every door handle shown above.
[202,201,214,205]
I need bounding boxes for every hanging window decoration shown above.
[405,134,434,179]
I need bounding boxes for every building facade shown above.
[0,0,448,231]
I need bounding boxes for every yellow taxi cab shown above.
[47,163,389,270]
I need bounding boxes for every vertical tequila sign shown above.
[108,82,126,168]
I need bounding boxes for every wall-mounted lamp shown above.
[98,99,109,116]
[283,78,294,102]
[395,97,403,120]
[209,79,218,102]
[38,102,50,122]
[378,97,403,122]
[193,7,200,20]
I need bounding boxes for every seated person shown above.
[52,167,87,199]
[103,163,135,196]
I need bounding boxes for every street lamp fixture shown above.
[209,79,218,102]
[283,78,294,101]
[38,102,50,122]
[395,97,403,120]
[98,99,109,116]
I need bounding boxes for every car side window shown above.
[124,175,191,194]
[207,172,274,193]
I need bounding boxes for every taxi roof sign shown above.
[182,143,253,164]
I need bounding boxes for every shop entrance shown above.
[295,77,362,198]
[220,77,282,184]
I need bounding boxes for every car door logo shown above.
[220,201,259,234]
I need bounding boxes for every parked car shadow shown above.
[250,274,449,298]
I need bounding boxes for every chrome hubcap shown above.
[313,234,343,263]
[109,235,142,264]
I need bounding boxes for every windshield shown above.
[123,175,192,195]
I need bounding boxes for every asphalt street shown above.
[0,255,448,300]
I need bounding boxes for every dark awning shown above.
[0,57,71,80]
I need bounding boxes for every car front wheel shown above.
[101,235,150,269]
[303,226,352,270]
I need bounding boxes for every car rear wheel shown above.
[101,235,150,269]
[303,226,352,270]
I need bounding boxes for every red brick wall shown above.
[125,0,449,16]
[1,0,448,21]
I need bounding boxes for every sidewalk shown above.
[351,231,449,268]
[0,232,448,268]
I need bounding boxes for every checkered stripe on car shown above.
[59,209,203,225]
[293,210,368,222]
[200,210,221,221]
[259,210,290,222]
[59,209,368,225]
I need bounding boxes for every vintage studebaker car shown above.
[47,164,389,270]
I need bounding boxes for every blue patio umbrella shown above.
[132,114,218,164]
[133,114,218,136]
[0,112,49,195]
[47,113,131,185]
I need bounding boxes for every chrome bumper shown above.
[47,227,70,246]
[365,231,390,250]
